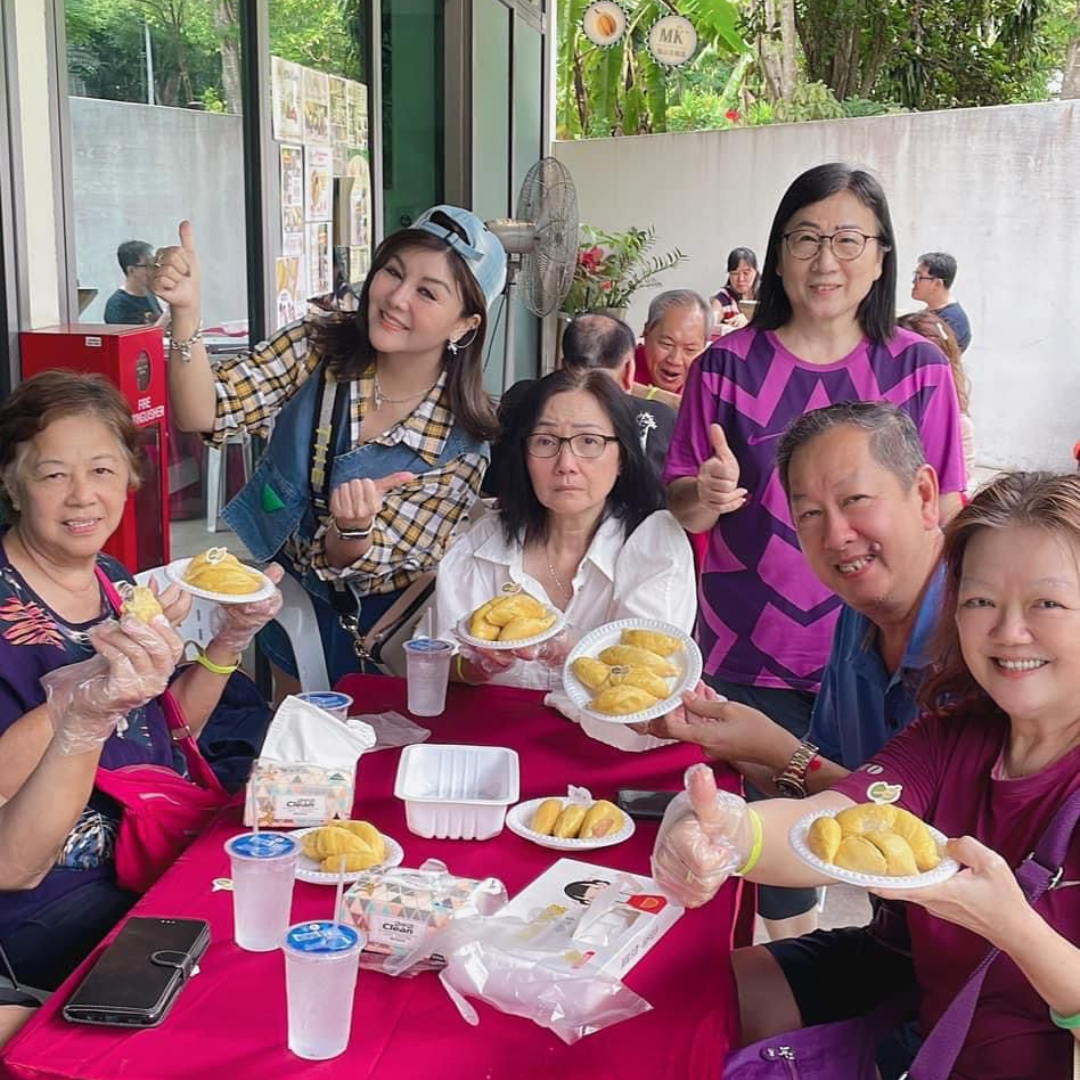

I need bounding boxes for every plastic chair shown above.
[204,433,253,534]
[135,567,329,693]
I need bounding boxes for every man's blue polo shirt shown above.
[807,565,945,770]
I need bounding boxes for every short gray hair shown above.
[776,401,927,497]
[644,289,713,336]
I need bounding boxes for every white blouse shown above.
[426,509,697,691]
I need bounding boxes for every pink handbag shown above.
[92,571,235,893]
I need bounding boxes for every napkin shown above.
[260,694,376,768]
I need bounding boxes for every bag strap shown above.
[94,567,226,796]
[906,786,1080,1080]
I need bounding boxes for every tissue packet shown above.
[496,858,682,981]
[342,859,507,973]
[244,760,354,827]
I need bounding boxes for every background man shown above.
[911,252,971,352]
[103,240,165,325]
[633,289,711,396]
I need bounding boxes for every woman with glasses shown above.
[427,368,695,690]
[664,162,967,941]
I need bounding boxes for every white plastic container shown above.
[394,744,520,840]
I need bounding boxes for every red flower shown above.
[578,245,605,274]
[725,109,740,122]
[601,280,613,292]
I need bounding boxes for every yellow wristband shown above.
[735,807,764,877]
[194,648,240,676]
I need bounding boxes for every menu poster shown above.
[307,221,332,298]
[304,145,333,222]
[282,206,304,235]
[271,57,302,141]
[280,144,304,217]
[329,76,349,143]
[302,68,330,143]
[332,140,348,177]
[346,80,368,150]
[346,148,372,250]
[283,232,304,258]
[349,246,370,283]
[275,256,303,329]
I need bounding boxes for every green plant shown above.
[562,226,686,316]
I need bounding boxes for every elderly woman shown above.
[156,207,506,688]
[665,162,967,937]
[710,246,759,334]
[0,371,282,990]
[653,471,1080,1079]
[427,368,695,691]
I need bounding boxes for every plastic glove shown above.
[650,762,754,908]
[511,628,570,668]
[458,643,517,680]
[41,615,184,755]
[208,564,284,653]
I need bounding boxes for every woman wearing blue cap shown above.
[156,208,507,687]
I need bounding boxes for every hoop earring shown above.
[447,326,479,355]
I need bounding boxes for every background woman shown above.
[427,368,695,690]
[710,246,759,333]
[898,310,975,487]
[0,371,281,990]
[156,207,506,688]
[653,470,1080,1079]
[665,162,967,939]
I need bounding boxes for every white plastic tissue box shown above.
[244,695,375,827]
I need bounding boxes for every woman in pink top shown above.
[653,471,1080,1079]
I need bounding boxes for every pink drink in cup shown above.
[224,832,299,951]
[403,638,453,717]
[283,920,365,1059]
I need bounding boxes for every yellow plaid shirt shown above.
[210,319,488,595]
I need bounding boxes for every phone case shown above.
[616,789,678,821]
[63,916,210,1027]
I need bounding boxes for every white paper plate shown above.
[562,618,703,726]
[789,811,959,890]
[506,798,635,851]
[289,828,404,885]
[164,556,277,605]
[455,605,565,651]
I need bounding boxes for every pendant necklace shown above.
[372,370,435,411]
[545,545,573,603]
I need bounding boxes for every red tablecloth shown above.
[2,679,741,1080]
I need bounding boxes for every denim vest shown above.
[221,362,488,607]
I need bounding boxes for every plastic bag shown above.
[391,872,653,1044]
[350,710,430,752]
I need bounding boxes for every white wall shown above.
[555,101,1080,472]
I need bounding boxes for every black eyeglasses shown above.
[782,230,886,261]
[911,273,936,283]
[525,433,619,459]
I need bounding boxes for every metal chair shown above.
[135,568,329,692]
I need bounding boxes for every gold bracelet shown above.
[194,647,240,676]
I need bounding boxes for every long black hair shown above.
[310,223,498,441]
[497,369,664,547]
[754,163,897,345]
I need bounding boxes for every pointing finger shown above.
[374,470,417,495]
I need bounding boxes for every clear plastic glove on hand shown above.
[511,628,570,667]
[458,643,518,680]
[41,615,184,755]
[208,564,285,653]
[650,762,754,908]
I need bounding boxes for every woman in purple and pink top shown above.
[664,163,966,936]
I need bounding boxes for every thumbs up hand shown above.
[150,220,202,315]
[650,762,755,907]
[696,423,747,515]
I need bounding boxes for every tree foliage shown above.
[557,0,749,139]
[64,0,363,113]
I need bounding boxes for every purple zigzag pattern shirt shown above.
[664,326,965,691]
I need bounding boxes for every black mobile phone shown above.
[616,789,679,821]
[63,916,210,1028]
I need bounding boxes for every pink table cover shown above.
[1,678,741,1080]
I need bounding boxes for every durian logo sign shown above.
[647,15,697,67]
[582,1,627,48]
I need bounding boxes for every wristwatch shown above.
[773,740,820,799]
[332,518,374,541]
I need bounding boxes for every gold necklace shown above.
[372,371,436,411]
[545,544,573,602]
